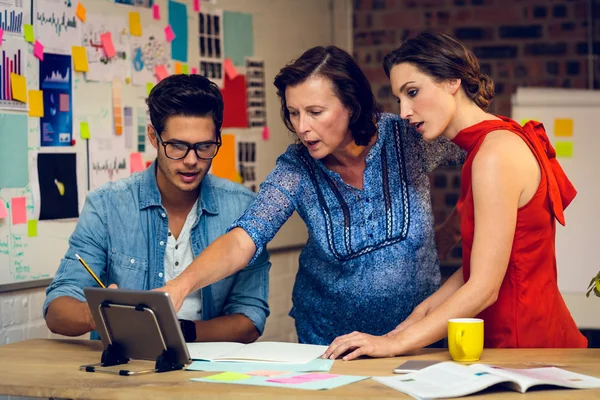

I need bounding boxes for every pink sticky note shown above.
[295,373,340,380]
[191,67,198,75]
[262,126,270,141]
[34,40,44,61]
[11,197,27,225]
[223,57,238,80]
[0,201,8,219]
[155,65,169,81]
[152,4,160,20]
[266,377,313,384]
[164,25,176,42]
[130,152,145,173]
[0,28,4,43]
[247,370,287,377]
[194,0,200,12]
[100,32,116,58]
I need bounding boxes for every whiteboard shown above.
[0,0,352,290]
[511,87,600,328]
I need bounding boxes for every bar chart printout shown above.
[0,0,31,36]
[0,39,27,111]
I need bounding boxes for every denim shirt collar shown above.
[138,161,219,216]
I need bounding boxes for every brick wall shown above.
[354,0,600,267]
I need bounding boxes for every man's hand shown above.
[154,280,187,312]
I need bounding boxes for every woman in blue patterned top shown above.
[159,46,464,345]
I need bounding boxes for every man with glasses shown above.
[44,74,271,344]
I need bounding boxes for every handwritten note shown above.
[129,12,142,36]
[76,2,86,22]
[155,65,169,81]
[194,0,200,12]
[130,152,145,173]
[23,24,34,43]
[262,126,270,141]
[0,201,8,219]
[204,372,251,382]
[152,4,161,20]
[11,197,27,225]
[554,118,574,137]
[165,25,176,42]
[33,40,44,61]
[27,220,38,237]
[100,32,116,58]
[80,122,91,139]
[146,82,154,96]
[10,73,27,103]
[191,67,198,75]
[555,141,573,158]
[28,90,44,117]
[174,61,182,74]
[0,27,4,43]
[182,64,189,74]
[72,46,89,72]
[223,57,238,79]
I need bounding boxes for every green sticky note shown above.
[24,24,34,43]
[182,64,189,74]
[27,220,38,237]
[146,82,154,96]
[520,119,530,127]
[204,372,251,381]
[555,141,573,158]
[224,11,253,66]
[80,122,91,139]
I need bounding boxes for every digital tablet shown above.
[84,287,191,366]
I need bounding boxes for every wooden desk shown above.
[0,339,599,399]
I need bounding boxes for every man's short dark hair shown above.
[146,74,224,141]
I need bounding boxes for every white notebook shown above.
[186,342,328,364]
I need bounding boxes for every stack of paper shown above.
[187,341,327,363]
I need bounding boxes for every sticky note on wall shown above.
[72,46,89,72]
[555,141,573,158]
[11,197,27,225]
[28,90,44,117]
[27,220,38,237]
[10,73,27,103]
[554,118,573,137]
[129,12,142,36]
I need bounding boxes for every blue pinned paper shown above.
[168,0,188,62]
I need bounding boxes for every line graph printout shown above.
[81,14,130,82]
[35,0,81,53]
[0,39,27,111]
[40,53,73,146]
[0,0,30,36]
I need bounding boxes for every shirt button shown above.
[175,245,179,250]
[158,272,164,278]
[168,232,172,236]
[160,241,164,246]
[175,262,179,266]
[161,213,166,218]
[130,259,135,264]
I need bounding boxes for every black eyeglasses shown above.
[156,133,221,160]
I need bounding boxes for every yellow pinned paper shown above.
[23,24,34,43]
[211,134,237,182]
[10,73,27,103]
[204,372,251,381]
[129,12,142,36]
[27,220,38,237]
[72,46,89,72]
[174,61,182,74]
[76,2,86,22]
[80,122,91,139]
[554,118,573,137]
[146,82,154,96]
[519,119,530,127]
[28,90,44,117]
[555,141,573,158]
[182,64,189,74]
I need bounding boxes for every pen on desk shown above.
[75,253,106,288]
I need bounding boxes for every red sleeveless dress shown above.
[452,116,587,348]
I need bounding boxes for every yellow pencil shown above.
[75,253,106,288]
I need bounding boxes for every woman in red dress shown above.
[324,32,587,360]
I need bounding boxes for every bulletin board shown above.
[511,87,600,328]
[0,0,352,291]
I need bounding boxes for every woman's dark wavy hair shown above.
[383,32,494,111]
[274,46,379,146]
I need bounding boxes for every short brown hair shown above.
[274,46,379,146]
[383,32,494,111]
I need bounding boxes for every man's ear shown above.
[147,125,158,149]
[448,78,461,95]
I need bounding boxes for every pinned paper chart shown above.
[112,79,123,135]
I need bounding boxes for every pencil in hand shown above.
[75,253,106,288]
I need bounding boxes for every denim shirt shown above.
[43,162,271,336]
[232,113,465,344]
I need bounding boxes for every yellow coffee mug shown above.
[448,318,484,362]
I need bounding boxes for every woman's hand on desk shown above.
[323,331,399,361]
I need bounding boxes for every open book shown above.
[187,342,327,364]
[374,361,600,399]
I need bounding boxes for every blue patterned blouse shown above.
[232,113,464,344]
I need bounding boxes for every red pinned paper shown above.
[221,73,248,128]
[100,32,116,58]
